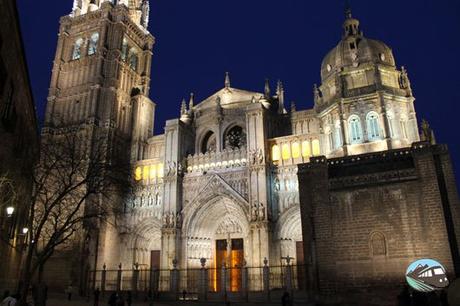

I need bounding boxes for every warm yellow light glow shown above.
[302,141,311,158]
[143,166,150,180]
[149,166,156,179]
[157,164,164,178]
[282,144,291,160]
[291,142,300,158]
[272,145,280,161]
[134,167,142,181]
[312,139,321,156]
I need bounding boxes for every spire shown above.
[225,72,231,88]
[180,98,187,116]
[342,1,361,38]
[189,93,194,110]
[290,101,296,112]
[141,0,150,28]
[276,80,285,114]
[264,79,271,99]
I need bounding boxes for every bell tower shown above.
[42,0,155,282]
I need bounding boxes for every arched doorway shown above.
[183,195,249,291]
[130,219,162,270]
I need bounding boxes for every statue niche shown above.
[224,126,246,150]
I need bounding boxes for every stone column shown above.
[132,263,139,297]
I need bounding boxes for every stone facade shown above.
[41,2,447,294]
[0,0,39,291]
[298,143,460,303]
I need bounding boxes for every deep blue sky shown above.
[17,0,460,178]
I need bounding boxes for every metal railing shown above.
[87,260,308,301]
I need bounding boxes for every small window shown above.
[88,32,99,55]
[334,123,342,149]
[301,141,311,158]
[312,139,321,156]
[350,42,356,49]
[371,232,386,256]
[72,38,84,60]
[291,142,300,158]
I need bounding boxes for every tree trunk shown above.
[17,243,34,306]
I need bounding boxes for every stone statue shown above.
[400,66,412,93]
[274,178,280,192]
[257,149,264,164]
[258,202,265,221]
[420,119,436,144]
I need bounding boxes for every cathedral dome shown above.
[320,8,396,81]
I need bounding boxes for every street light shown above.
[22,227,29,235]
[6,206,14,217]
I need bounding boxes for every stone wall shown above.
[298,142,460,303]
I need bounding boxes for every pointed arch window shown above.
[128,48,139,71]
[271,145,280,162]
[88,32,99,55]
[400,119,408,139]
[348,115,363,144]
[366,111,381,141]
[72,38,84,60]
[312,139,321,156]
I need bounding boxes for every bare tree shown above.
[17,129,132,305]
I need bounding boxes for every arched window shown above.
[301,141,311,158]
[134,167,142,181]
[157,164,164,178]
[88,32,99,55]
[366,112,381,141]
[400,119,408,139]
[121,38,128,61]
[291,142,300,158]
[149,165,156,179]
[129,48,138,71]
[271,145,280,162]
[142,165,150,181]
[72,38,84,60]
[334,122,342,149]
[201,131,217,154]
[282,144,291,160]
[370,232,386,256]
[348,115,363,144]
[312,139,321,156]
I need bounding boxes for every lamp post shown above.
[6,206,14,217]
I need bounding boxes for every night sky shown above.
[17,1,460,181]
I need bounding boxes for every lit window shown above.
[129,48,138,71]
[134,167,142,181]
[291,142,300,158]
[72,38,84,60]
[312,139,321,156]
[282,144,291,160]
[366,112,381,141]
[88,32,99,55]
[301,141,311,158]
[271,145,280,161]
[149,165,156,179]
[143,166,150,180]
[157,164,164,178]
[348,115,363,144]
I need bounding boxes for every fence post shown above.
[170,259,179,299]
[117,263,123,292]
[151,268,159,298]
[263,258,270,300]
[284,256,293,294]
[199,258,208,301]
[241,260,248,301]
[132,263,139,298]
[221,262,227,299]
[101,264,107,297]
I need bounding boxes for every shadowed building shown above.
[0,0,39,292]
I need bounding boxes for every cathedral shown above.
[41,0,460,300]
